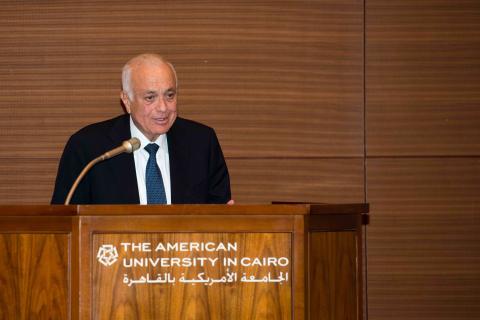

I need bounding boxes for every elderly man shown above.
[51,53,231,204]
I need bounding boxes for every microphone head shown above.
[123,137,141,153]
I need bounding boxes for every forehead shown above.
[131,62,176,92]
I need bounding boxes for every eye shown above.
[145,95,156,102]
[164,90,176,101]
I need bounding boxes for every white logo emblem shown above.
[97,244,119,266]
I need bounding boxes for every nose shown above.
[155,96,168,112]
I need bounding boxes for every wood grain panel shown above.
[0,0,363,159]
[366,0,480,156]
[0,158,58,204]
[0,234,70,320]
[310,231,358,320]
[92,232,291,319]
[366,158,480,320]
[0,157,365,205]
[228,158,364,204]
[0,0,363,204]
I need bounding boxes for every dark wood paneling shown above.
[0,234,70,320]
[0,158,58,204]
[366,158,480,320]
[366,0,480,156]
[228,158,365,204]
[0,157,365,206]
[310,231,358,320]
[178,0,365,158]
[0,0,363,204]
[366,1,480,318]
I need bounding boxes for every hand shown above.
[227,199,235,205]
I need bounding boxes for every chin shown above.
[154,126,171,135]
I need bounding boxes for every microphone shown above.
[99,137,141,161]
[64,137,141,205]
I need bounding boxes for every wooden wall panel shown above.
[2,1,479,319]
[366,1,480,319]
[228,158,364,204]
[366,158,480,320]
[0,0,363,204]
[366,0,480,156]
[0,159,58,204]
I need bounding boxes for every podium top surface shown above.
[0,203,368,216]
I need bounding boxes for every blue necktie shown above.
[144,143,167,204]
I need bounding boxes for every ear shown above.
[120,91,132,113]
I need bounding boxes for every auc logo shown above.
[97,244,119,267]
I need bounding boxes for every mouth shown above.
[153,116,168,124]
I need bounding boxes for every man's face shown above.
[121,62,177,141]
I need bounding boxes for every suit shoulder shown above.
[71,114,127,141]
[173,117,216,136]
[57,114,129,176]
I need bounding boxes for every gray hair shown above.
[121,54,178,100]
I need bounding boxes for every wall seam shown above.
[363,0,369,319]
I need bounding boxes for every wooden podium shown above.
[0,204,368,320]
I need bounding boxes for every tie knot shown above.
[144,143,159,156]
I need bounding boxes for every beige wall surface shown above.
[0,0,479,318]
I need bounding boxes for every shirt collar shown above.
[129,116,167,151]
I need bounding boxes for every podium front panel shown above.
[80,214,304,320]
[92,232,291,319]
[0,214,73,320]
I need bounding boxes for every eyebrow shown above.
[142,88,176,96]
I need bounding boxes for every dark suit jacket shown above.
[51,114,231,204]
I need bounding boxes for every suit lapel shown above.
[108,115,140,204]
[167,118,189,203]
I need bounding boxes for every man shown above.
[51,53,231,204]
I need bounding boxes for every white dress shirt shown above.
[130,117,171,205]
